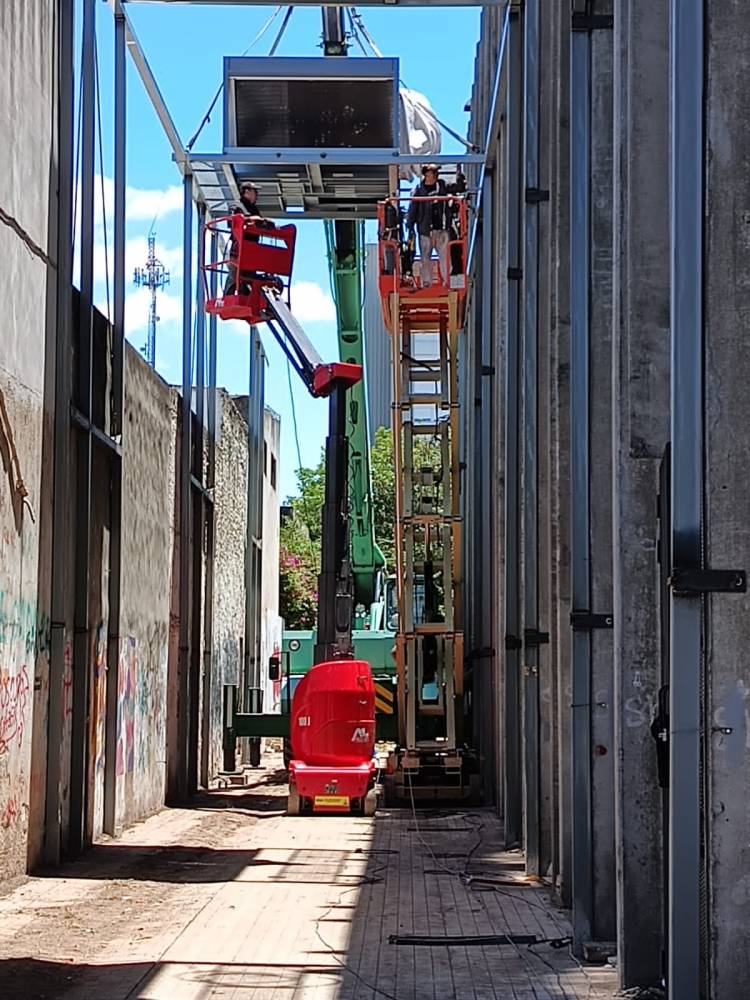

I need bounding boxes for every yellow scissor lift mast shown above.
[376,195,479,802]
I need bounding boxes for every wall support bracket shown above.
[669,566,746,595]
[570,611,614,630]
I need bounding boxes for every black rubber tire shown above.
[283,738,293,770]
[249,738,261,768]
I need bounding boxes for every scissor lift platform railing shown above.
[377,196,475,800]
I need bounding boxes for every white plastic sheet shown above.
[399,88,442,181]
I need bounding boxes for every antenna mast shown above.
[133,232,170,368]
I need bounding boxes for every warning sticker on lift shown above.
[374,681,394,715]
[314,795,350,808]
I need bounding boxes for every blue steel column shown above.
[188,202,207,794]
[570,14,593,949]
[69,0,96,856]
[668,1,703,996]
[45,0,75,864]
[503,0,524,848]
[104,4,126,835]
[478,173,494,794]
[522,0,541,875]
[176,173,193,801]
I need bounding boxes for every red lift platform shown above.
[203,213,297,326]
[376,195,469,331]
[287,659,378,816]
[202,212,359,398]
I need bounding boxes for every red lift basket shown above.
[203,214,297,325]
[288,659,377,814]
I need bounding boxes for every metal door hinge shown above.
[570,611,614,630]
[505,634,522,651]
[669,566,746,595]
[507,266,523,281]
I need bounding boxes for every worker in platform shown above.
[224,181,276,295]
[407,164,466,288]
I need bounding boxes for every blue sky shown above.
[86,3,481,499]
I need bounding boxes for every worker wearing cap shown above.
[406,164,466,288]
[225,182,276,295]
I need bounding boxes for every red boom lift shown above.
[203,213,378,816]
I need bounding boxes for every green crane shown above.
[324,219,387,624]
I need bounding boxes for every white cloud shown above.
[122,287,183,337]
[126,184,184,222]
[74,175,185,230]
[289,281,336,324]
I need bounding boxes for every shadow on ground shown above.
[0,957,342,1000]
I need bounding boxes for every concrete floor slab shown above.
[0,757,618,999]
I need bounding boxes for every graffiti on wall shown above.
[116,637,136,776]
[1,796,19,829]
[62,641,73,720]
[93,626,107,774]
[0,665,30,756]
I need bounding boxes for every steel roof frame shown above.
[125,1,500,7]
[113,0,491,219]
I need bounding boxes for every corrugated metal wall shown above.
[363,244,392,442]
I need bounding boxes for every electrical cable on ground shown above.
[404,775,594,999]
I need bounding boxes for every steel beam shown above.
[176,173,193,801]
[200,230,218,788]
[522,0,540,876]
[668,0,703,996]
[69,0,97,858]
[125,1,501,6]
[45,0,75,865]
[479,173,495,798]
[570,15,593,950]
[468,5,511,290]
[189,150,485,167]
[119,3,186,166]
[503,1,523,849]
[105,3,125,825]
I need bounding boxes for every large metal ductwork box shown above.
[222,56,400,218]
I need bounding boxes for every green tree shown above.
[370,427,397,570]
[279,428,440,625]
[279,511,318,629]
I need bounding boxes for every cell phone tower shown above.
[133,231,170,368]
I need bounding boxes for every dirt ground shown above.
[0,754,620,1000]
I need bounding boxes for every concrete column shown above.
[536,1,555,879]
[549,0,572,905]
[588,3,616,945]
[611,0,669,986]
[703,2,750,995]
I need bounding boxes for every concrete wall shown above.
[260,408,282,713]
[117,349,177,829]
[0,0,56,878]
[704,2,750,993]
[211,393,250,774]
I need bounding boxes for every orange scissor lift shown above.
[377,196,478,801]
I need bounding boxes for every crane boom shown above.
[325,220,387,620]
